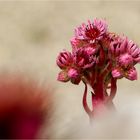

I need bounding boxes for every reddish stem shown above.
[92,75,105,100]
[83,61,117,119]
[82,82,92,118]
[106,78,117,102]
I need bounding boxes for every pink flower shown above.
[68,68,79,78]
[110,37,140,67]
[119,38,140,64]
[84,46,96,55]
[94,18,108,38]
[110,37,140,81]
[127,40,140,63]
[112,68,123,79]
[125,67,137,81]
[56,18,140,120]
[70,37,98,54]
[118,53,133,68]
[68,68,81,84]
[73,48,96,69]
[56,50,73,69]
[57,68,81,84]
[74,19,107,41]
[110,36,124,56]
[57,70,69,82]
[70,37,84,49]
[112,66,137,81]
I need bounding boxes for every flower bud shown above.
[68,68,81,85]
[73,48,95,69]
[125,67,137,81]
[56,51,73,69]
[112,68,122,79]
[118,53,133,68]
[57,71,69,82]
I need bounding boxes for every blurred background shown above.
[0,0,140,139]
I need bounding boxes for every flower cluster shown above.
[56,46,96,84]
[57,19,140,83]
[110,37,140,80]
[56,18,140,118]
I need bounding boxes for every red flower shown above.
[56,18,140,120]
[74,19,107,42]
[73,47,96,69]
[56,50,73,69]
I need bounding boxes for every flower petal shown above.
[134,56,140,63]
[68,68,81,85]
[112,68,123,79]
[68,68,79,79]
[56,51,73,69]
[125,67,137,81]
[57,71,69,82]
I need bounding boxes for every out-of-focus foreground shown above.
[0,1,140,139]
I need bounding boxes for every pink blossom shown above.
[57,70,69,82]
[112,68,123,79]
[127,40,140,63]
[70,37,98,55]
[112,66,138,81]
[56,18,140,120]
[70,37,83,49]
[118,53,133,68]
[68,68,81,84]
[74,19,107,41]
[73,48,96,69]
[84,46,96,55]
[110,37,140,67]
[125,67,137,80]
[68,68,79,78]
[70,37,96,51]
[111,66,138,81]
[110,36,124,56]
[93,18,108,37]
[56,50,73,69]
[110,37,140,81]
[57,68,81,84]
